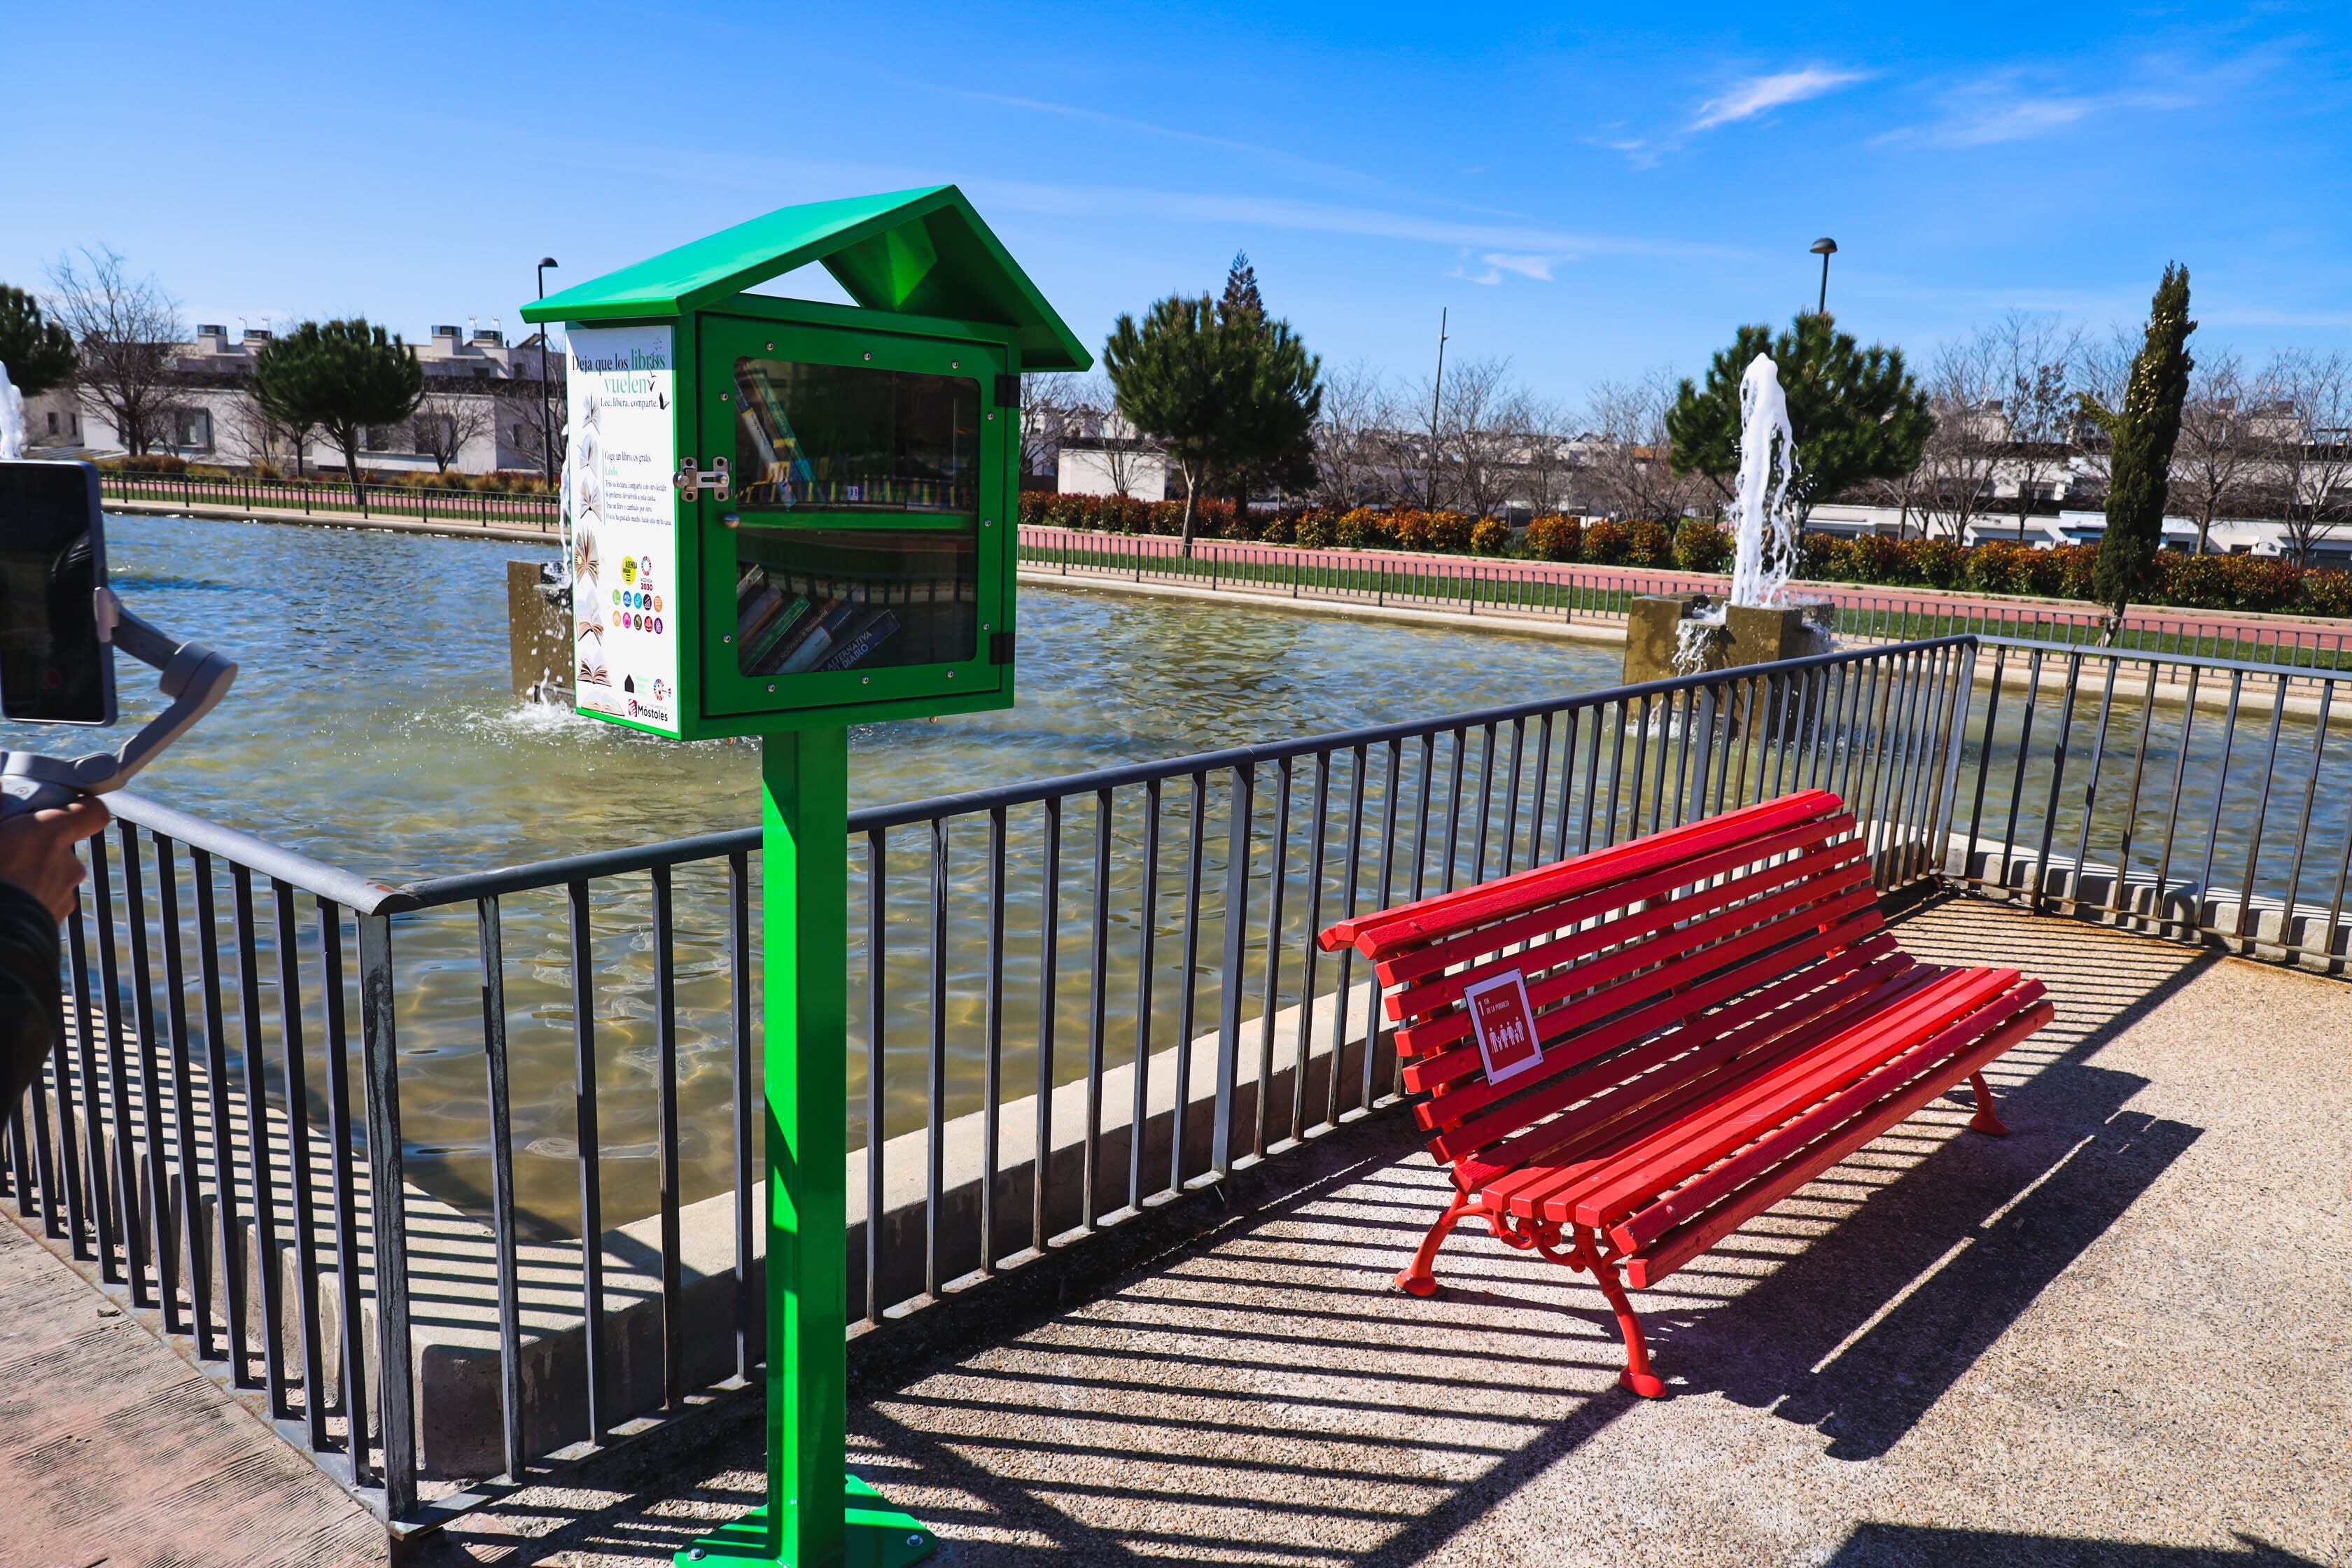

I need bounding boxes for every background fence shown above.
[1021,525,2352,673]
[6,629,2349,1537]
[99,470,559,532]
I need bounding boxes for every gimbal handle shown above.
[0,589,237,817]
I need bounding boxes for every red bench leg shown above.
[1574,1228,1666,1399]
[1396,1189,1476,1297]
[1967,1070,2008,1136]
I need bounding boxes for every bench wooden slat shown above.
[1322,789,1845,958]
[1567,966,2024,1231]
[1376,816,1856,998]
[1621,997,2054,1289]
[1604,979,2045,1250]
[1382,828,1868,1023]
[1461,949,1920,1196]
[1477,953,1933,1211]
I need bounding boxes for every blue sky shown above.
[6,2,2348,403]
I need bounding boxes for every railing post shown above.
[1210,763,1255,1179]
[356,913,416,1518]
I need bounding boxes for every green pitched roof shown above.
[520,185,1089,370]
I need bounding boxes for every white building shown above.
[25,321,564,478]
[1055,437,1172,500]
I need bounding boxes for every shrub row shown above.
[1019,492,2352,619]
[1795,535,2352,616]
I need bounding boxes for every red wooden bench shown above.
[1317,788,2052,1397]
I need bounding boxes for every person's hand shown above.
[0,796,112,921]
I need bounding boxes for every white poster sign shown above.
[564,323,680,736]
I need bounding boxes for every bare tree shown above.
[1513,398,1575,514]
[1987,312,2083,540]
[507,360,569,479]
[2067,323,2138,503]
[223,384,312,475]
[45,246,182,456]
[411,390,497,472]
[1311,360,1397,507]
[2269,349,2352,566]
[1581,370,1699,521]
[1096,419,1156,499]
[1912,332,2005,542]
[1420,356,1529,517]
[1019,370,1085,483]
[2171,354,2268,554]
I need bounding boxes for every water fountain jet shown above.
[1623,354,1831,691]
[0,362,25,461]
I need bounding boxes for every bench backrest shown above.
[1317,790,1905,1184]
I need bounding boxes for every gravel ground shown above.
[419,895,2351,1567]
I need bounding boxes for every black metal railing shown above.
[1951,637,2352,965]
[98,470,559,532]
[0,634,2059,1533]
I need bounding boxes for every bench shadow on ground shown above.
[429,905,2225,1566]
[1823,1524,2323,1567]
[1661,937,2215,1459]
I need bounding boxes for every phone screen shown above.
[0,461,113,725]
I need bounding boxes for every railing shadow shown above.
[416,904,2250,1567]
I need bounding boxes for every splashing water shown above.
[0,362,24,460]
[1726,354,1800,608]
[1672,605,1728,676]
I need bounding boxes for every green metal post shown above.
[684,728,933,1568]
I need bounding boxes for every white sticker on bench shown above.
[1464,969,1545,1086]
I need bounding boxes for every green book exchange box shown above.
[523,188,1088,1568]
[525,185,1088,739]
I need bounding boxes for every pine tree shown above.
[1102,286,1320,555]
[2087,265,2195,638]
[252,318,425,495]
[1666,312,1933,524]
[0,284,78,398]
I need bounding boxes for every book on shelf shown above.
[736,580,784,640]
[743,594,816,672]
[776,598,864,675]
[816,609,902,672]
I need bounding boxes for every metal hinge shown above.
[673,456,732,502]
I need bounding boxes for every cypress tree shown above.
[2087,265,2195,638]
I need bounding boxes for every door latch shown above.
[673,456,732,502]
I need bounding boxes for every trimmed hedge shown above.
[1016,493,2352,619]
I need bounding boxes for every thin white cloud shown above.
[1482,253,1558,281]
[974,179,1737,262]
[1887,49,2262,149]
[1925,90,2181,147]
[1693,67,1870,131]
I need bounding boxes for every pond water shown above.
[8,516,1620,873]
[8,516,1628,1234]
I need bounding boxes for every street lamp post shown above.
[535,258,559,489]
[1809,237,1838,316]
